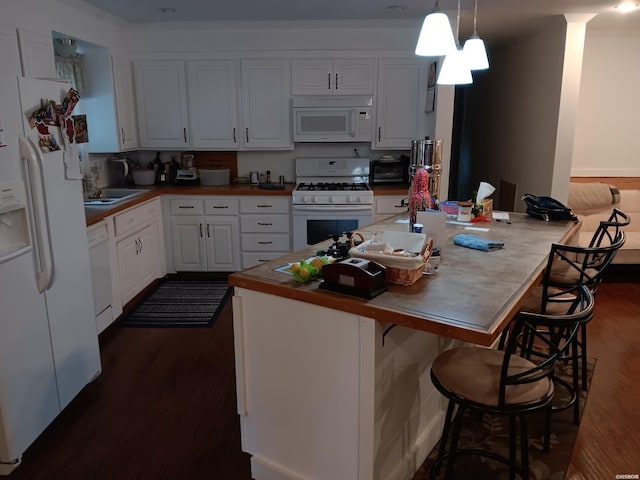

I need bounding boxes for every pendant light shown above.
[437,0,472,85]
[463,0,489,70]
[415,0,457,57]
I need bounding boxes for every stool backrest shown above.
[542,231,625,304]
[589,208,630,248]
[498,285,594,408]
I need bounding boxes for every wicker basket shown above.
[349,232,433,286]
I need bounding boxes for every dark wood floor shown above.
[5,281,639,480]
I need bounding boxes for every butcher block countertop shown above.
[84,183,404,226]
[228,213,580,346]
[84,183,296,226]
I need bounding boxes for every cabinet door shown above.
[117,234,142,305]
[0,24,22,76]
[240,59,292,150]
[333,59,375,95]
[112,56,139,151]
[292,59,375,95]
[291,59,333,95]
[134,60,190,149]
[187,60,241,150]
[205,216,239,271]
[374,59,428,150]
[170,216,206,272]
[17,28,56,79]
[137,223,159,288]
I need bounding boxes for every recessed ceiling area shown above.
[67,0,640,46]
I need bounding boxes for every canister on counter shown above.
[250,171,259,185]
[457,202,473,222]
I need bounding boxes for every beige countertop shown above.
[228,213,580,346]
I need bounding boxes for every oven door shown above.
[292,206,374,251]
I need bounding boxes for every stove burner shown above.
[296,182,370,192]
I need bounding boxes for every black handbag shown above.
[522,194,579,222]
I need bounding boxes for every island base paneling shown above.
[232,287,464,480]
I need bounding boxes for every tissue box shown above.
[475,199,493,219]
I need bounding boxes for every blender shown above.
[175,153,199,185]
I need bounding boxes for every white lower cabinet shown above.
[111,198,165,307]
[375,194,409,223]
[168,196,240,272]
[240,196,291,269]
[117,222,160,305]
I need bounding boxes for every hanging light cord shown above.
[455,0,461,45]
[473,0,478,34]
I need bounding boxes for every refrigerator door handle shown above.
[19,136,55,292]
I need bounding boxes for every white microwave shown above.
[292,96,373,142]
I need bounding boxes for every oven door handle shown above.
[292,204,373,212]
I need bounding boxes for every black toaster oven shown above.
[370,155,410,184]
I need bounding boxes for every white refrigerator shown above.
[0,75,101,474]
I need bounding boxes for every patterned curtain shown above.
[55,53,90,97]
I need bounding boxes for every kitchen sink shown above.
[83,188,150,206]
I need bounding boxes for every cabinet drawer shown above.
[114,198,162,237]
[242,251,288,269]
[375,196,408,215]
[241,233,290,251]
[240,215,290,233]
[169,198,205,215]
[240,196,290,214]
[205,197,239,215]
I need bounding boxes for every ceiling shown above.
[72,0,640,47]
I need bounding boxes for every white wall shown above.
[571,28,640,177]
[4,0,127,54]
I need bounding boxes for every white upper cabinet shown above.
[240,59,292,150]
[187,60,240,150]
[134,59,291,150]
[292,58,375,96]
[17,28,56,79]
[111,56,139,151]
[0,24,22,76]
[374,58,428,150]
[134,60,190,149]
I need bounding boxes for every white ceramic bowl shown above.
[199,168,230,186]
[132,169,156,186]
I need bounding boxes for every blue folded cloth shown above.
[453,233,504,252]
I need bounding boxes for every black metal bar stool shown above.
[429,285,594,480]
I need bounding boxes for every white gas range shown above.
[292,157,374,250]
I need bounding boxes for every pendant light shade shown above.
[463,34,489,70]
[437,47,473,85]
[436,0,472,85]
[415,1,456,56]
[462,0,489,70]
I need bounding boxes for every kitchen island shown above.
[228,213,580,480]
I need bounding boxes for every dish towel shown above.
[453,233,504,252]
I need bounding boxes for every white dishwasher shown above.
[87,222,113,334]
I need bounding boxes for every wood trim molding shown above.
[571,177,640,190]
